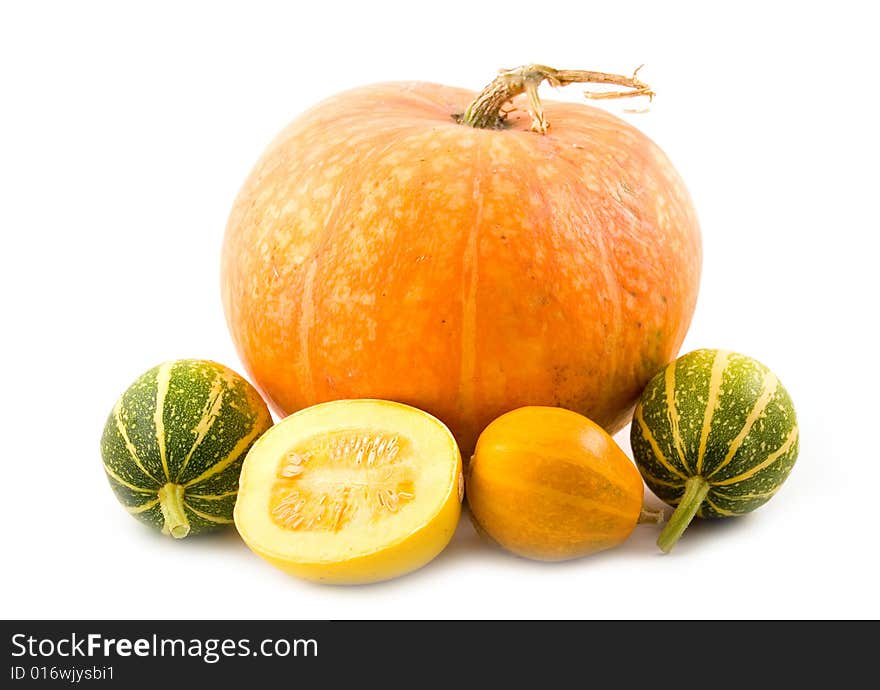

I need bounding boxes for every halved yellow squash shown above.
[234,399,463,584]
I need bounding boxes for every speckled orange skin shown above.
[467,406,645,561]
[221,81,701,454]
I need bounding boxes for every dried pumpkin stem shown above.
[638,506,666,525]
[458,64,654,133]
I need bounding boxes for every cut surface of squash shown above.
[235,399,462,584]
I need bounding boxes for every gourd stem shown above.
[158,483,191,539]
[657,476,710,553]
[458,64,654,133]
[638,507,665,525]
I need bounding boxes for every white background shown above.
[2,1,877,619]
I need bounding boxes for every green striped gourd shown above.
[100,360,272,538]
[630,349,798,552]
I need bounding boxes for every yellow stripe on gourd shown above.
[704,496,736,516]
[112,401,161,485]
[695,350,729,475]
[184,502,234,524]
[711,486,782,501]
[635,405,688,480]
[187,490,238,501]
[712,427,799,487]
[125,498,160,514]
[154,362,173,482]
[664,363,690,474]
[708,370,779,479]
[103,464,156,493]
[183,419,262,488]
[638,465,684,489]
[176,372,226,481]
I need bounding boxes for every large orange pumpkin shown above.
[221,66,701,454]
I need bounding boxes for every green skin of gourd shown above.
[100,359,272,538]
[630,349,799,552]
